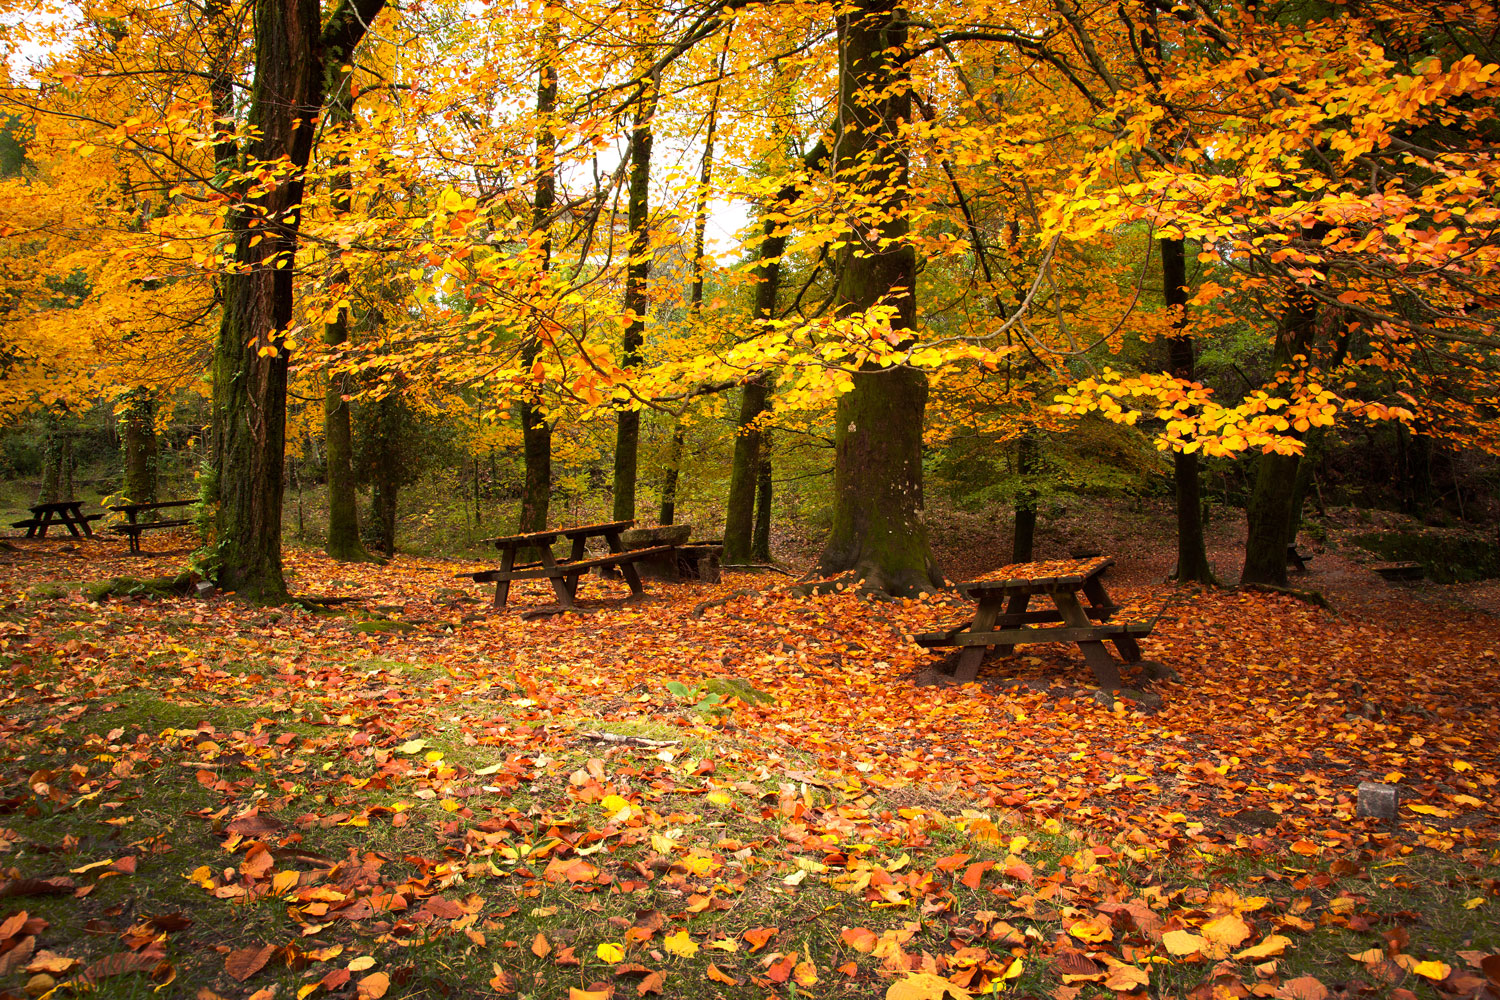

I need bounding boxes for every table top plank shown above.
[481,519,636,549]
[108,499,196,514]
[956,556,1114,595]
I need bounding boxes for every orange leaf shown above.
[842,927,878,953]
[532,933,551,959]
[226,944,276,983]
[357,971,389,998]
[1276,975,1328,1000]
[1201,913,1251,948]
[743,927,777,952]
[885,971,973,999]
[707,964,738,985]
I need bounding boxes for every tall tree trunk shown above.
[658,423,684,525]
[121,389,159,511]
[1241,291,1320,586]
[207,0,386,601]
[37,412,62,504]
[519,6,558,535]
[752,438,772,562]
[1012,433,1038,563]
[322,79,374,563]
[366,391,401,558]
[1163,238,1214,583]
[814,0,941,595]
[724,378,767,562]
[611,62,657,523]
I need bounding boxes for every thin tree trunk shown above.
[367,391,400,558]
[814,0,941,595]
[1163,237,1214,583]
[752,437,772,562]
[724,378,768,562]
[519,5,558,535]
[321,79,374,563]
[37,413,62,504]
[121,390,159,514]
[612,55,657,523]
[1012,433,1038,563]
[658,423,684,525]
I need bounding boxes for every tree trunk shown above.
[37,413,62,504]
[752,438,772,562]
[724,379,767,562]
[1163,237,1214,583]
[208,0,387,601]
[519,5,557,535]
[814,0,941,595]
[366,392,401,558]
[1012,433,1038,563]
[1241,291,1320,586]
[611,62,657,524]
[658,423,684,525]
[121,390,159,511]
[321,80,374,563]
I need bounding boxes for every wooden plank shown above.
[462,546,676,585]
[937,622,1154,647]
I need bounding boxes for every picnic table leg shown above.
[493,547,517,607]
[1052,590,1123,689]
[128,513,141,554]
[36,509,56,539]
[953,595,1003,684]
[603,530,645,598]
[995,593,1031,656]
[536,546,576,607]
[564,536,587,600]
[1083,577,1142,662]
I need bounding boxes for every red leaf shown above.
[225,944,276,982]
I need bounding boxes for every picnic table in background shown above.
[458,519,671,610]
[106,499,197,553]
[10,501,101,539]
[915,556,1161,688]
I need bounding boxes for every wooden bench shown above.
[1287,544,1313,572]
[1374,561,1423,581]
[11,502,101,538]
[106,499,197,553]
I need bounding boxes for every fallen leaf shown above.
[886,971,973,999]
[663,930,697,959]
[226,944,276,982]
[356,971,389,998]
[1276,975,1328,1000]
[1234,935,1292,960]
[1162,929,1208,956]
[1201,913,1252,948]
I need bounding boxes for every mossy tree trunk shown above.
[813,0,941,595]
[1163,238,1215,584]
[37,412,64,504]
[1241,291,1320,586]
[207,0,386,601]
[611,63,657,524]
[121,389,159,512]
[658,423,684,525]
[365,390,402,558]
[519,6,558,536]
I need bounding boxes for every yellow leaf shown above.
[885,971,972,999]
[596,943,625,963]
[1346,949,1383,964]
[1464,897,1486,909]
[1234,935,1292,961]
[1394,955,1451,980]
[1201,913,1252,948]
[600,795,630,813]
[1162,929,1208,956]
[1069,917,1113,943]
[272,871,299,895]
[397,739,427,755]
[663,931,698,959]
[347,956,375,972]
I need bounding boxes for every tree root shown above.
[1237,582,1338,615]
[691,589,766,618]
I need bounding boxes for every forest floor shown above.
[0,504,1495,1000]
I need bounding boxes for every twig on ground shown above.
[721,563,796,576]
[578,731,681,748]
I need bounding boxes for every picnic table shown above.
[459,520,671,610]
[10,501,100,539]
[915,556,1155,689]
[106,499,197,553]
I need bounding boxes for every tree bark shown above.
[1012,433,1038,563]
[658,422,684,525]
[207,0,386,601]
[1163,238,1215,583]
[813,0,941,595]
[611,63,657,523]
[752,438,772,562]
[121,389,159,511]
[37,413,63,504]
[321,79,374,563]
[366,391,401,558]
[1240,291,1320,586]
[519,6,558,535]
[724,379,767,562]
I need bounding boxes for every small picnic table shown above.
[106,499,197,553]
[10,501,100,539]
[460,520,671,610]
[915,556,1154,688]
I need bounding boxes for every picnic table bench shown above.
[106,499,197,553]
[459,520,668,610]
[10,501,101,539]
[915,556,1157,689]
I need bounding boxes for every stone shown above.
[194,581,217,599]
[1138,660,1181,682]
[1356,781,1400,820]
[621,524,692,548]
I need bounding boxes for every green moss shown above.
[25,583,67,600]
[349,618,416,634]
[1351,530,1500,583]
[82,572,196,602]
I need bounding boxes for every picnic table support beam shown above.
[1082,575,1142,662]
[952,599,1001,684]
[995,593,1030,656]
[493,546,517,607]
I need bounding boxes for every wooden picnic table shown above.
[10,500,100,539]
[915,556,1154,688]
[106,499,197,553]
[459,520,671,610]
